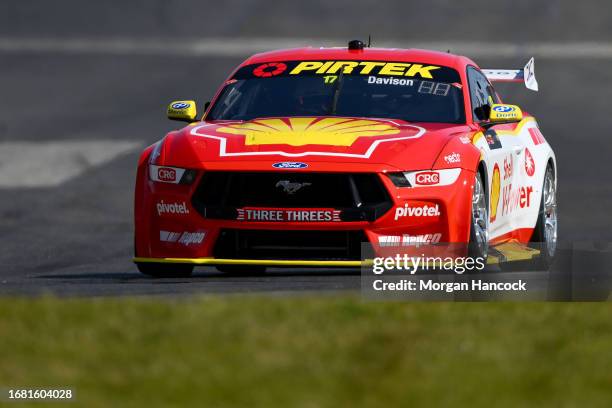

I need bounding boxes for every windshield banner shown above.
[233,61,461,82]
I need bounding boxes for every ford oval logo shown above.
[272,162,308,169]
[171,102,190,109]
[493,105,514,113]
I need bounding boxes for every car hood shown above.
[163,117,474,171]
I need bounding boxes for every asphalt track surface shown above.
[1,1,611,296]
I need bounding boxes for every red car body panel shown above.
[134,47,551,265]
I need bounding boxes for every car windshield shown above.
[207,60,465,123]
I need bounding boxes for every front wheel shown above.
[136,262,194,278]
[468,172,489,262]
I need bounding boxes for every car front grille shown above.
[191,172,392,222]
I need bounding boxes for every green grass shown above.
[0,297,611,407]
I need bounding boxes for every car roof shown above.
[242,47,478,72]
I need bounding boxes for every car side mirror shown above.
[167,100,197,122]
[488,104,523,123]
[474,104,491,121]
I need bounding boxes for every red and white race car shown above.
[133,40,557,277]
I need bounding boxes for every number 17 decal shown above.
[323,75,338,84]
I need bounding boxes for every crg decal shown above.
[404,168,461,187]
[415,171,439,186]
[149,165,186,184]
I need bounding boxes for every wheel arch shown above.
[477,160,489,208]
[546,156,556,181]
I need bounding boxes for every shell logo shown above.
[216,117,400,147]
[253,62,287,77]
[524,148,535,177]
[490,163,501,222]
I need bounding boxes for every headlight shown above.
[386,172,411,187]
[149,165,198,185]
[387,168,461,187]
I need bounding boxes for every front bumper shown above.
[134,166,475,262]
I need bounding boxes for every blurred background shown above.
[0,0,611,294]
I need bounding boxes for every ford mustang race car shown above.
[133,40,557,277]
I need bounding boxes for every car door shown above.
[467,66,525,240]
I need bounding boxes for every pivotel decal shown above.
[394,203,440,221]
[156,200,189,216]
[159,230,206,246]
[236,207,341,222]
[377,233,442,247]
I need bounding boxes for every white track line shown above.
[0,140,142,188]
[1,37,612,58]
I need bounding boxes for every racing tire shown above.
[215,265,267,275]
[530,164,558,270]
[468,171,489,263]
[136,262,194,278]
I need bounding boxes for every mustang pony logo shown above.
[190,117,425,158]
[275,180,312,194]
